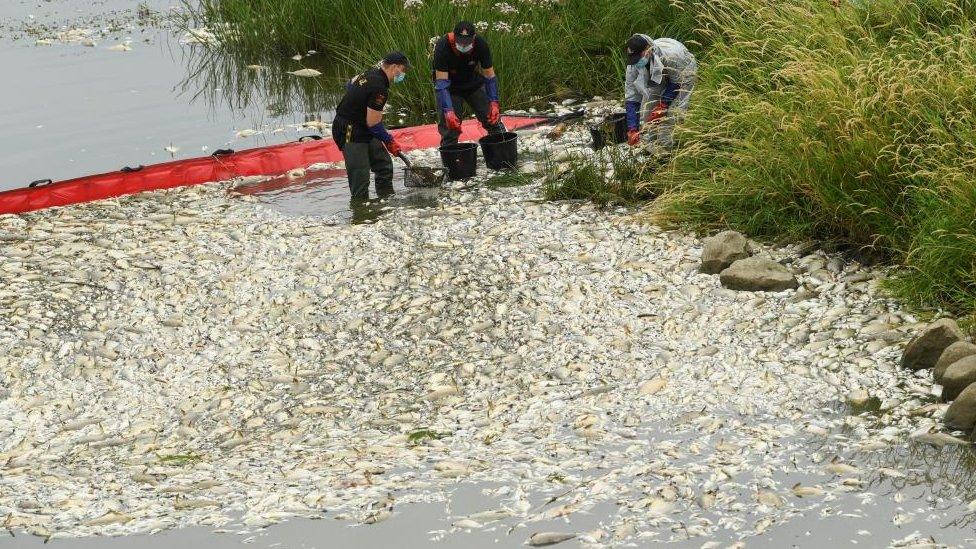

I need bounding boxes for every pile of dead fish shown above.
[0,129,970,547]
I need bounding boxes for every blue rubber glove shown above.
[368,122,394,143]
[661,81,680,107]
[435,79,454,114]
[625,101,641,131]
[485,76,500,102]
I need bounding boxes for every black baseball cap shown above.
[454,21,476,46]
[625,35,650,65]
[383,51,411,69]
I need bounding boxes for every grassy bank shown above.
[645,0,976,316]
[184,0,698,113]
[539,0,976,317]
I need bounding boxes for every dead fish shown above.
[639,377,667,395]
[791,483,824,498]
[74,432,111,445]
[846,389,871,406]
[878,468,907,479]
[289,68,321,78]
[546,123,568,140]
[452,518,481,529]
[805,424,829,437]
[84,511,133,526]
[892,512,914,526]
[174,498,218,510]
[908,403,944,417]
[302,120,329,131]
[434,461,471,477]
[696,489,717,510]
[131,473,160,485]
[577,384,615,398]
[467,509,512,522]
[4,514,52,528]
[542,503,576,519]
[219,435,248,450]
[910,428,970,447]
[363,509,392,524]
[527,532,576,546]
[647,497,672,515]
[425,386,458,401]
[826,456,861,476]
[61,417,101,432]
[757,490,784,508]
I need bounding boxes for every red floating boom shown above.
[0,116,547,215]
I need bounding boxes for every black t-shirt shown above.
[431,35,493,94]
[335,67,390,130]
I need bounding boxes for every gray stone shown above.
[700,231,750,274]
[866,340,892,353]
[788,288,819,303]
[798,255,825,273]
[944,383,976,431]
[941,355,976,401]
[719,257,799,292]
[842,272,874,284]
[934,341,976,383]
[900,318,965,371]
[809,269,834,283]
[826,257,844,274]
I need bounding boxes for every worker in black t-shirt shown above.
[332,52,410,200]
[432,21,505,147]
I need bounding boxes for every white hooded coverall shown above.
[624,35,697,152]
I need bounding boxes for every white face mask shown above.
[456,43,473,53]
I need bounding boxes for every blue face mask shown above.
[394,72,406,84]
[635,56,649,69]
[456,43,473,54]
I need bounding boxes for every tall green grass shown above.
[646,0,976,315]
[543,148,657,205]
[184,0,699,114]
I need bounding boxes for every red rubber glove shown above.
[487,101,501,126]
[646,101,668,123]
[384,138,403,157]
[627,129,641,146]
[444,111,463,132]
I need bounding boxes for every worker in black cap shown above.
[332,52,410,201]
[432,21,505,147]
[623,34,697,154]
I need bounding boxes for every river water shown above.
[0,0,433,223]
[2,2,976,549]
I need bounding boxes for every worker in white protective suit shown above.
[624,34,697,154]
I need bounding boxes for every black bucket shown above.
[439,143,479,180]
[590,113,629,150]
[479,132,519,171]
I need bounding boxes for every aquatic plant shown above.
[183,0,698,114]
